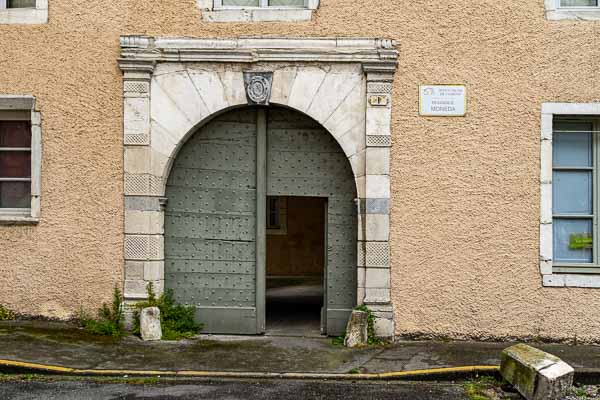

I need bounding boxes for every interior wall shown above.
[267,197,325,277]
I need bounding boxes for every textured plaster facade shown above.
[1,0,600,342]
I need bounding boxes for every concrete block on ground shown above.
[500,343,574,400]
[140,307,162,341]
[344,310,368,348]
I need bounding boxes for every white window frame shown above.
[198,0,319,22]
[541,103,600,288]
[545,0,600,20]
[0,95,41,224]
[0,0,47,24]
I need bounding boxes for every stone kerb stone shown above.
[344,310,368,348]
[500,343,574,400]
[140,307,162,341]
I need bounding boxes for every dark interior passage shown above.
[266,196,326,337]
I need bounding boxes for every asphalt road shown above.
[0,378,472,400]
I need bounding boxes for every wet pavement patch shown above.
[0,321,377,374]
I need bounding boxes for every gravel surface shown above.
[566,385,600,399]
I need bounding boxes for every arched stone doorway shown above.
[164,106,357,335]
[119,37,398,338]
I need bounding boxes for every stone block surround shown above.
[118,37,398,337]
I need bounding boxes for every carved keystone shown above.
[500,343,574,400]
[243,72,273,105]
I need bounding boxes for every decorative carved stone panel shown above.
[244,72,273,105]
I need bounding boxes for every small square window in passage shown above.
[552,120,596,265]
[560,0,598,6]
[0,119,31,209]
[267,196,288,234]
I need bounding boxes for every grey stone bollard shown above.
[500,343,574,400]
[344,310,368,348]
[140,307,162,341]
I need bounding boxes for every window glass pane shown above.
[221,0,260,6]
[7,0,36,8]
[560,0,598,6]
[553,219,593,263]
[0,121,31,148]
[269,0,305,6]
[553,171,592,214]
[0,152,31,178]
[553,123,592,167]
[0,181,30,208]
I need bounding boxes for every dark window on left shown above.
[0,119,31,209]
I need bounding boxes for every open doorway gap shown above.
[265,196,326,338]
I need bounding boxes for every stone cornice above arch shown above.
[118,36,398,73]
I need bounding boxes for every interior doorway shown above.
[265,196,327,337]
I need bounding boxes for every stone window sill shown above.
[545,5,600,21]
[543,273,600,288]
[547,10,600,21]
[203,7,314,22]
[0,5,48,25]
[0,211,39,225]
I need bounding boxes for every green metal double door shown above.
[165,107,357,335]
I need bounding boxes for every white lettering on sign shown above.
[419,85,467,117]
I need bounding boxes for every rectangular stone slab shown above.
[500,343,574,400]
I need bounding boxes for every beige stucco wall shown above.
[0,0,598,341]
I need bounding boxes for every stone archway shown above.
[118,37,398,338]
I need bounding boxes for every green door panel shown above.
[165,106,357,336]
[266,107,357,336]
[165,111,260,334]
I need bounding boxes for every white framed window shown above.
[0,96,41,224]
[540,103,600,287]
[198,0,319,22]
[0,0,47,24]
[545,0,600,20]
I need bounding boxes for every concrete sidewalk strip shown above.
[2,321,600,381]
